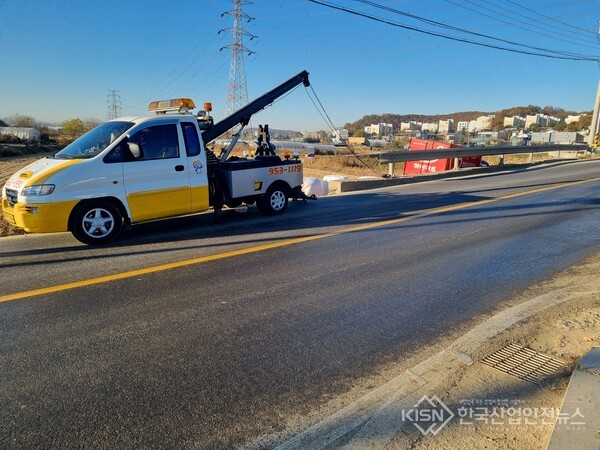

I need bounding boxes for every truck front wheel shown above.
[70,201,123,245]
[257,183,289,215]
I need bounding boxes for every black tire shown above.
[70,200,123,245]
[257,183,289,215]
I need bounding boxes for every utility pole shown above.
[587,20,600,145]
[588,80,600,145]
[220,0,256,117]
[106,90,122,120]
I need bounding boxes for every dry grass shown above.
[302,154,390,179]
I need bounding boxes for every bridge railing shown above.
[377,144,589,163]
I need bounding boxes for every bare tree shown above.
[9,114,38,128]
[83,118,102,132]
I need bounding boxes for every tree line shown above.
[0,114,102,143]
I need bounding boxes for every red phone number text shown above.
[269,165,301,175]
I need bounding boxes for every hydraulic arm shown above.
[200,70,310,145]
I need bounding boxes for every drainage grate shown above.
[481,344,565,384]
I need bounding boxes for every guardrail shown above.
[377,144,589,163]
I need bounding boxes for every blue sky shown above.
[1,0,600,131]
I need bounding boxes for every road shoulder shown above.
[257,252,600,449]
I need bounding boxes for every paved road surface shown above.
[1,160,599,448]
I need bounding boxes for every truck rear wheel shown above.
[70,201,123,245]
[257,183,289,215]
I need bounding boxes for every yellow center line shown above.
[2,176,599,303]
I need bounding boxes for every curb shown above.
[272,288,588,449]
[547,347,600,450]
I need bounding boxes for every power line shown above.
[164,52,224,97]
[308,85,337,133]
[352,0,597,57]
[304,86,380,175]
[307,0,600,62]
[123,36,221,107]
[184,60,230,98]
[500,0,598,37]
[450,0,600,48]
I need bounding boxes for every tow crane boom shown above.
[199,70,310,146]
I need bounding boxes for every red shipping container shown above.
[402,138,482,175]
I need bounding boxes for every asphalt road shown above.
[1,160,600,449]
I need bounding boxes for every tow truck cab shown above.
[2,100,303,245]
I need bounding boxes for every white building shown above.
[0,127,41,141]
[421,122,439,132]
[473,115,494,131]
[525,114,560,128]
[531,131,584,144]
[525,114,548,128]
[332,128,349,140]
[364,123,393,136]
[503,116,526,128]
[456,121,470,133]
[438,119,454,133]
[566,114,582,124]
[400,121,421,131]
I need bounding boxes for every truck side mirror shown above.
[128,142,143,159]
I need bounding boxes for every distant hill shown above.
[343,105,589,134]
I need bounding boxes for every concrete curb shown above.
[547,347,600,450]
[273,288,585,449]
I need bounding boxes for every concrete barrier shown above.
[326,161,546,195]
[325,158,592,195]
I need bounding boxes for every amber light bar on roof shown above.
[148,98,196,114]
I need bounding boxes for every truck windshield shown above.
[54,121,135,159]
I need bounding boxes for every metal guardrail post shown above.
[388,163,395,177]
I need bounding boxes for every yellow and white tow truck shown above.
[2,71,313,244]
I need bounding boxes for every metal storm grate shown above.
[481,344,565,384]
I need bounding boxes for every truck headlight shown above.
[22,184,55,196]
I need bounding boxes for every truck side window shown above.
[104,143,124,163]
[129,124,180,161]
[181,122,201,157]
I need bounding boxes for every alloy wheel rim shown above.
[82,208,114,238]
[270,191,286,210]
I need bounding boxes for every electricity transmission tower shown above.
[106,90,122,120]
[220,0,256,117]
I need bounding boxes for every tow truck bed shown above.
[216,156,302,199]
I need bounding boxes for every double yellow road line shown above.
[2,176,599,303]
